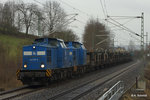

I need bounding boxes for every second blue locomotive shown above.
[17,38,87,84]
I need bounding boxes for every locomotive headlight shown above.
[33,46,36,49]
[41,64,45,68]
[24,64,27,68]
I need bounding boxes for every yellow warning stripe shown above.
[74,66,77,72]
[46,70,51,75]
[46,72,50,77]
[16,69,20,76]
[46,69,52,77]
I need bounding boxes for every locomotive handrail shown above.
[98,81,124,100]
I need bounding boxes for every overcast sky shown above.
[1,0,150,47]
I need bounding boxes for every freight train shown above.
[16,38,132,85]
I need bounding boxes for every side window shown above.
[65,42,69,47]
[47,50,51,64]
[73,51,76,61]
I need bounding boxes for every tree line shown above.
[0,0,79,41]
[83,18,112,50]
[0,0,111,50]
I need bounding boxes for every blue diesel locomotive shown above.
[16,38,131,85]
[17,38,87,84]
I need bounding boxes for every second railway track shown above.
[0,85,43,100]
[48,61,140,100]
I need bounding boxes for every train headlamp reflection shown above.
[24,64,27,68]
[41,64,45,68]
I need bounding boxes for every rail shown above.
[98,81,124,100]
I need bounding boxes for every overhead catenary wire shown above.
[106,20,131,32]
[128,33,141,41]
[99,0,106,19]
[108,18,136,26]
[34,0,93,38]
[49,18,77,34]
[103,0,108,16]
[34,0,107,27]
[56,0,100,27]
[75,19,87,25]
[71,26,84,32]
[108,16,142,18]
[109,17,137,20]
[98,1,141,46]
[122,18,135,25]
[113,30,141,47]
[35,0,137,46]
[107,17,140,36]
[33,0,78,34]
[106,20,141,41]
[109,21,141,42]
[57,0,91,17]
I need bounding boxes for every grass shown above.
[0,33,34,90]
[0,34,32,58]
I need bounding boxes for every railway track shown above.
[48,61,140,100]
[0,85,43,100]
[0,61,140,100]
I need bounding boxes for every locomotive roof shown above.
[65,41,83,45]
[35,38,64,42]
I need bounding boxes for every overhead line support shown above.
[141,12,144,50]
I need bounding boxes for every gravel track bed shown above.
[78,60,145,100]
[13,60,138,100]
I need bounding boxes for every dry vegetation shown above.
[0,34,34,90]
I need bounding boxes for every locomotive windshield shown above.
[34,38,44,44]
[48,40,59,47]
[73,43,81,48]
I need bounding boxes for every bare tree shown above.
[48,29,79,41]
[83,18,111,51]
[0,3,3,24]
[16,1,38,35]
[0,1,17,33]
[34,9,46,36]
[43,1,67,35]
[0,1,70,36]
